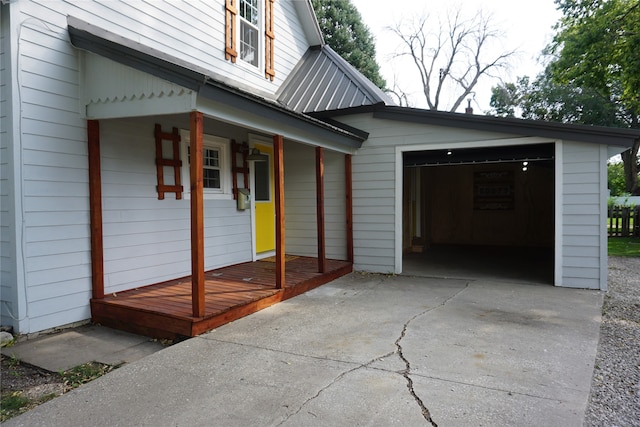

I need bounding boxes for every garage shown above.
[320,104,637,290]
[401,143,555,284]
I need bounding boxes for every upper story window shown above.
[239,0,259,67]
[225,0,275,80]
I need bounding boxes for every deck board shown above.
[91,257,351,339]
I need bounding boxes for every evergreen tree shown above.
[311,0,386,90]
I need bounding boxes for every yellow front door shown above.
[254,143,275,254]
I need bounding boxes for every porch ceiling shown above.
[67,16,366,153]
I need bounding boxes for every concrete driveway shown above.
[4,273,603,426]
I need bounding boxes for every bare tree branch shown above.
[387,6,519,112]
[385,72,413,107]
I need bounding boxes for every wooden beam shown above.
[316,147,326,273]
[273,134,285,289]
[87,120,104,300]
[190,111,205,317]
[345,154,354,263]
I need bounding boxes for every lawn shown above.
[608,237,640,257]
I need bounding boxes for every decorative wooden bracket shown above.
[154,124,183,200]
[231,140,249,200]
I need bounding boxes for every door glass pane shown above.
[255,156,270,201]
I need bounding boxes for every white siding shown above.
[100,119,252,294]
[284,142,347,260]
[28,0,309,99]
[560,141,606,289]
[1,3,20,330]
[18,0,92,330]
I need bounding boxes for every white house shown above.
[2,0,638,338]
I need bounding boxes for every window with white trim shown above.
[180,131,231,199]
[239,0,260,67]
[225,0,275,80]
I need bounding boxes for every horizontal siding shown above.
[342,115,512,146]
[351,135,396,272]
[13,0,92,332]
[284,142,347,260]
[0,3,17,329]
[20,0,310,104]
[100,119,252,294]
[562,141,603,288]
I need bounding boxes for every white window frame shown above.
[180,130,232,200]
[237,0,263,71]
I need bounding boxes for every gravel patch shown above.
[584,256,640,426]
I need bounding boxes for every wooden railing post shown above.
[274,134,285,289]
[345,154,354,264]
[88,120,104,300]
[190,111,205,317]
[316,147,326,273]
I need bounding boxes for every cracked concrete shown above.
[393,282,469,426]
[4,274,602,427]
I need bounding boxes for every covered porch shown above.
[69,18,364,339]
[91,256,352,339]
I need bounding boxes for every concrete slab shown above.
[3,274,603,427]
[413,376,584,427]
[2,324,164,372]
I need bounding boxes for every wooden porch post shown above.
[88,120,104,299]
[273,134,285,289]
[316,147,326,273]
[345,154,354,263]
[190,111,205,317]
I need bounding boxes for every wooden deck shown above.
[91,257,352,339]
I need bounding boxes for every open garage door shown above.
[402,143,555,284]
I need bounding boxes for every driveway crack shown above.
[276,350,397,426]
[395,281,470,426]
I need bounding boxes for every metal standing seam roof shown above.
[277,45,394,114]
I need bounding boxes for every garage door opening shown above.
[401,143,555,284]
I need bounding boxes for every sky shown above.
[350,0,563,113]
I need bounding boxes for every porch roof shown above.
[67,16,366,151]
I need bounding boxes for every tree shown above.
[489,69,624,126]
[388,7,517,112]
[550,0,640,194]
[608,161,627,197]
[311,0,386,90]
[490,0,640,194]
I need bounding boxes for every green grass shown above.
[0,358,116,422]
[61,362,115,388]
[0,392,30,418]
[608,237,640,257]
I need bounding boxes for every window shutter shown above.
[225,0,238,62]
[265,0,275,80]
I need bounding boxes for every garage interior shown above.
[402,143,555,284]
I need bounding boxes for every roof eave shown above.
[293,1,324,46]
[317,105,639,148]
